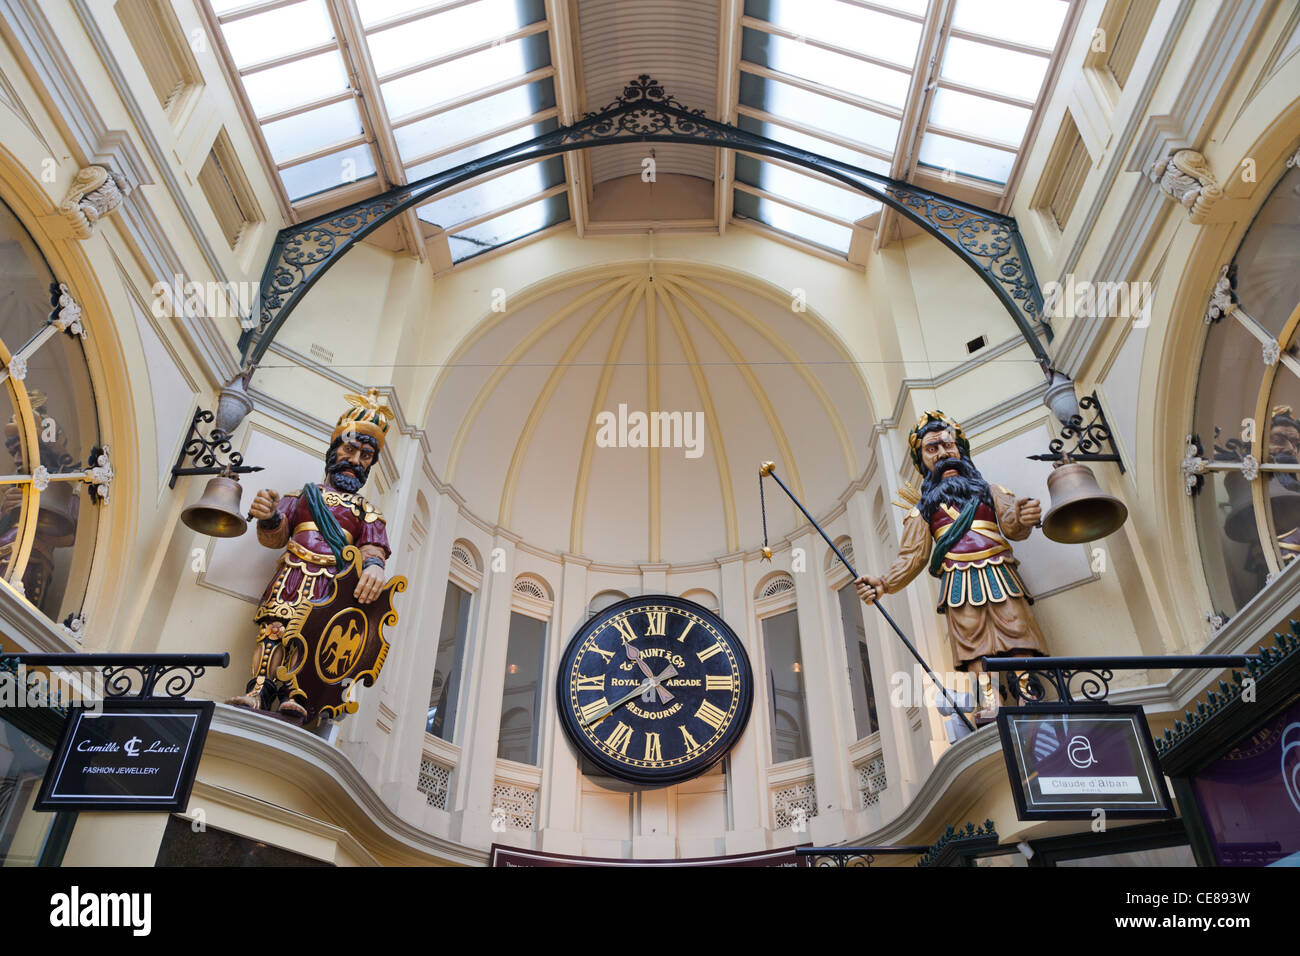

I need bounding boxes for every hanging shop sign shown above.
[997,705,1174,820]
[34,700,214,812]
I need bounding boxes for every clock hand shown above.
[582,678,655,727]
[625,643,674,704]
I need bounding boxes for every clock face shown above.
[557,595,754,786]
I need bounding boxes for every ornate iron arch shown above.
[238,75,1051,374]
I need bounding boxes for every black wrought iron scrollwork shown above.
[796,846,926,867]
[1027,390,1125,472]
[1,653,228,703]
[237,75,1051,377]
[169,407,264,488]
[985,655,1258,709]
[1003,666,1114,706]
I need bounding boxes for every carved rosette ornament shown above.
[1148,149,1222,224]
[1204,265,1235,324]
[59,166,130,239]
[1263,338,1281,367]
[49,283,85,338]
[1182,435,1209,495]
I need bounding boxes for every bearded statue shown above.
[855,411,1049,720]
[229,391,394,723]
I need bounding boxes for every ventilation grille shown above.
[491,782,538,831]
[773,779,818,830]
[856,755,888,809]
[513,577,547,600]
[760,575,795,598]
[451,544,476,570]
[417,756,452,810]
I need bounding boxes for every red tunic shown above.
[255,486,390,622]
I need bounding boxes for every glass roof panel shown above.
[220,0,335,69]
[928,88,1032,148]
[262,99,365,163]
[406,118,559,182]
[417,156,565,229]
[733,190,853,256]
[940,37,1050,102]
[281,145,378,202]
[917,132,1017,184]
[242,51,349,119]
[393,79,555,164]
[736,115,892,177]
[951,0,1069,51]
[734,155,879,223]
[366,0,546,74]
[447,193,570,262]
[379,32,551,119]
[743,0,923,69]
[356,0,443,27]
[741,28,911,109]
[738,72,900,154]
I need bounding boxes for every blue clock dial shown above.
[557,595,754,785]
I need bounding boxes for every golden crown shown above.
[907,410,969,471]
[332,389,393,451]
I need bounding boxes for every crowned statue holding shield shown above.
[229,390,403,725]
[855,411,1049,720]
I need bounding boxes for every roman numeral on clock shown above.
[696,641,723,662]
[643,732,663,762]
[579,698,610,724]
[705,674,734,692]
[611,617,639,644]
[606,721,634,755]
[587,644,615,664]
[695,700,728,730]
[645,610,667,637]
[679,724,701,752]
[575,673,605,692]
[676,621,694,642]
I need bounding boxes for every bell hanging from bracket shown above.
[180,469,249,538]
[1040,456,1128,544]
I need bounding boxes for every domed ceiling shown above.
[424,264,875,565]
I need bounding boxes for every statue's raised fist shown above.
[249,488,281,521]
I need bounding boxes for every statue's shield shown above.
[277,545,406,725]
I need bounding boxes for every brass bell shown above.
[1222,471,1300,543]
[1041,460,1128,543]
[180,474,248,538]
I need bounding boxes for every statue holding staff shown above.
[855,411,1049,720]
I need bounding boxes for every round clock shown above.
[557,594,754,786]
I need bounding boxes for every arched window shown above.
[1192,163,1300,616]
[0,198,101,624]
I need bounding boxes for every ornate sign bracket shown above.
[238,75,1050,376]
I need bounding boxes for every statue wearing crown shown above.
[855,411,1050,720]
[229,391,402,724]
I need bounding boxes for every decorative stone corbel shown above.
[59,165,130,239]
[1148,149,1222,223]
[49,283,85,338]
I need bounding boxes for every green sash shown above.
[929,499,978,578]
[301,483,349,567]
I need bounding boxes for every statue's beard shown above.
[325,454,369,493]
[919,456,993,521]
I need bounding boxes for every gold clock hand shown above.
[582,678,655,726]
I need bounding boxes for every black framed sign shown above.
[34,700,214,812]
[997,705,1174,820]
